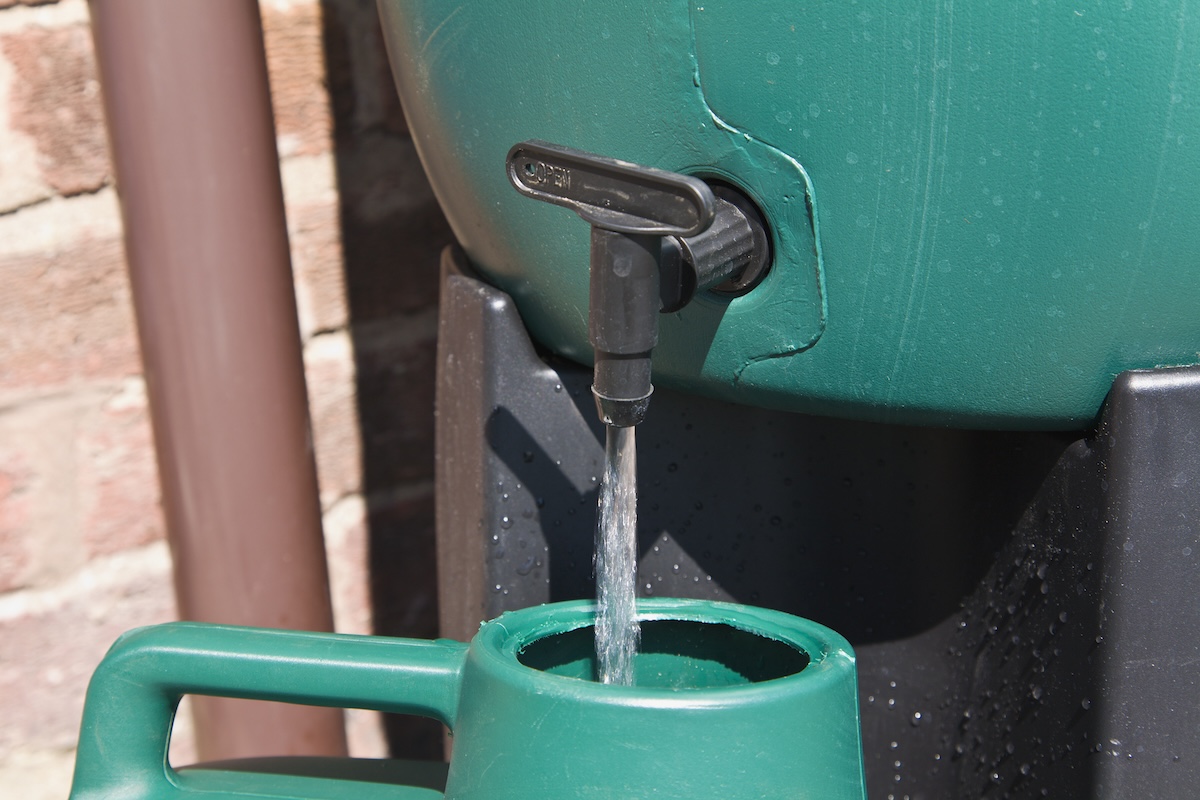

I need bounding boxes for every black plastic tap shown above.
[507,140,768,426]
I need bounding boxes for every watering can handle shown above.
[70,622,468,800]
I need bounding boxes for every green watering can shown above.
[70,599,867,799]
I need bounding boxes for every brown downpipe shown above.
[89,1,348,760]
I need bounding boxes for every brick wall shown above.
[0,1,451,796]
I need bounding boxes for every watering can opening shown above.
[517,618,811,688]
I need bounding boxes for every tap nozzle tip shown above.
[592,349,653,426]
[593,386,652,427]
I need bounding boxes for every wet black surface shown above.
[441,258,1200,797]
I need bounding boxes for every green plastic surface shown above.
[70,623,466,800]
[70,600,866,800]
[378,1,1200,429]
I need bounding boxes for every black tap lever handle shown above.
[507,140,715,238]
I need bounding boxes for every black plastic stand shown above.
[434,246,1199,798]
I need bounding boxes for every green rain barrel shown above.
[379,1,1200,429]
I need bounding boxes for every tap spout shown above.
[589,229,661,426]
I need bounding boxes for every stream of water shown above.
[594,424,640,685]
